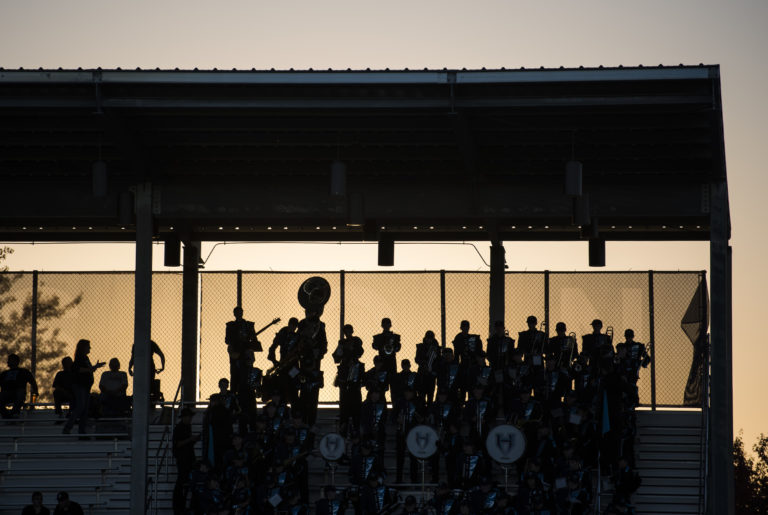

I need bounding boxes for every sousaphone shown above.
[298,276,331,315]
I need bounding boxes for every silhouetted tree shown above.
[0,247,82,401]
[734,431,768,514]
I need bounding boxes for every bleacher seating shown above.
[0,407,705,514]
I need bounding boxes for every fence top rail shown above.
[1,269,707,275]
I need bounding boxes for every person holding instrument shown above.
[371,317,400,402]
[267,317,300,403]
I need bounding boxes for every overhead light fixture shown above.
[378,235,394,266]
[330,160,347,196]
[164,234,181,267]
[565,160,583,197]
[589,237,605,267]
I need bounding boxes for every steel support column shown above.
[130,182,153,515]
[707,180,733,515]
[489,244,505,335]
[181,241,201,404]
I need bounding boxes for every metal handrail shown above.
[148,378,184,515]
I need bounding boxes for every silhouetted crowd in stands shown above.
[0,307,650,514]
[163,311,649,514]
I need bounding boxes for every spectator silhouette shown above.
[22,491,50,515]
[53,491,83,515]
[62,339,105,436]
[0,353,38,419]
[99,358,129,416]
[52,357,74,418]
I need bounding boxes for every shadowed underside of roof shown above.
[0,65,727,243]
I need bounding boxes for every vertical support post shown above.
[236,270,243,309]
[339,271,345,339]
[489,244,505,336]
[648,271,656,410]
[182,241,201,404]
[708,180,733,515]
[130,182,153,515]
[440,270,447,348]
[543,271,550,337]
[30,271,38,378]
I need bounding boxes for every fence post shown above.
[339,270,345,339]
[544,271,550,338]
[648,271,656,410]
[236,270,243,309]
[440,270,446,348]
[30,271,38,378]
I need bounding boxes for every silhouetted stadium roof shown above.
[0,65,728,242]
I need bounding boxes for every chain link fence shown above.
[0,270,705,407]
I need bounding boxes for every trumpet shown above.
[606,326,614,345]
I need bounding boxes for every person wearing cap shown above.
[414,330,441,404]
[546,321,578,369]
[225,306,262,423]
[581,319,610,367]
[517,315,546,365]
[371,317,401,402]
[452,320,482,402]
[173,407,199,514]
[22,491,49,515]
[52,492,83,515]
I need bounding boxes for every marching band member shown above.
[517,315,546,367]
[372,318,401,402]
[414,330,441,404]
[393,385,425,484]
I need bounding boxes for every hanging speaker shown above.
[589,237,605,267]
[378,236,394,266]
[164,234,181,267]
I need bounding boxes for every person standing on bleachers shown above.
[62,339,105,436]
[21,491,50,515]
[52,492,83,515]
[0,353,38,419]
[52,357,74,419]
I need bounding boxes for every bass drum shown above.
[485,424,526,464]
[319,432,346,462]
[406,425,439,459]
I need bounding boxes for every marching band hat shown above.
[591,319,603,327]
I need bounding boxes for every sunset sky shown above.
[2,0,766,448]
